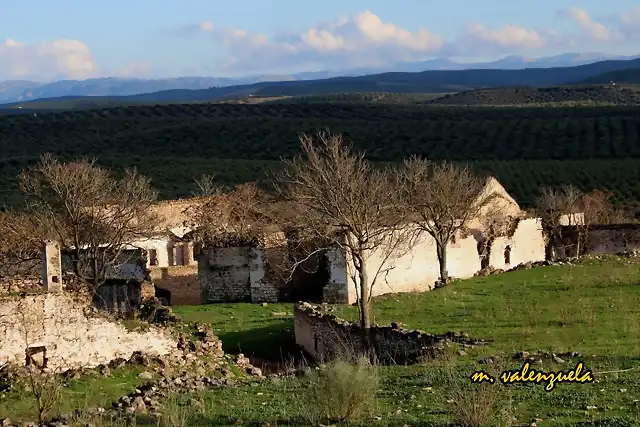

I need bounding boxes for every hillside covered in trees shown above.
[579,69,640,84]
[426,85,640,106]
[1,102,640,211]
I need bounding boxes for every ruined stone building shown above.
[196,178,550,305]
[0,241,176,371]
[127,199,201,305]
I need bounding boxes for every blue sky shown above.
[1,0,639,81]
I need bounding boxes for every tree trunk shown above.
[355,249,372,354]
[91,257,100,290]
[575,228,583,258]
[436,241,448,285]
[358,263,371,330]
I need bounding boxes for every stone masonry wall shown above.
[149,265,200,305]
[0,292,176,371]
[248,249,280,303]
[198,247,279,303]
[199,247,252,303]
[293,302,485,365]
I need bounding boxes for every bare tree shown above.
[400,158,491,286]
[19,154,160,289]
[535,185,584,259]
[0,210,49,276]
[536,186,631,259]
[193,173,221,197]
[582,189,630,225]
[275,131,415,335]
[189,181,273,248]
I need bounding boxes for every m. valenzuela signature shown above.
[470,362,595,391]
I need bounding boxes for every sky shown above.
[1,0,639,81]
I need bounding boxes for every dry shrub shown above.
[157,392,205,427]
[300,356,378,423]
[446,362,513,427]
[22,365,63,424]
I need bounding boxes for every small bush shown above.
[445,362,512,427]
[23,366,62,424]
[157,392,206,427]
[300,356,378,423]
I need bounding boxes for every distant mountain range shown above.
[1,52,638,104]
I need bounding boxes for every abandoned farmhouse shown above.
[6,177,639,309]
[32,176,634,308]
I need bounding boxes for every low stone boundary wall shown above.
[293,302,486,365]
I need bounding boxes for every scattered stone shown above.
[236,354,251,367]
[250,367,264,378]
[552,354,565,364]
[138,371,153,380]
[261,302,268,307]
[271,312,287,317]
[99,365,111,377]
[127,396,147,413]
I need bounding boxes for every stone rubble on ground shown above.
[0,322,267,427]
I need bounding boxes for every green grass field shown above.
[3,255,640,426]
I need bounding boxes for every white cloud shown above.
[564,7,614,42]
[181,7,640,74]
[461,23,547,50]
[0,38,97,81]
[188,10,444,72]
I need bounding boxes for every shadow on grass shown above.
[215,321,306,372]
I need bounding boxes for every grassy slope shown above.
[174,256,640,426]
[4,256,640,425]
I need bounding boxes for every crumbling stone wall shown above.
[198,246,279,303]
[487,218,546,270]
[0,292,176,371]
[149,265,200,305]
[293,302,485,365]
[0,274,87,296]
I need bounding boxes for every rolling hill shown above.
[1,52,636,104]
[3,57,640,109]
[426,85,640,106]
[1,102,640,212]
[578,69,640,85]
